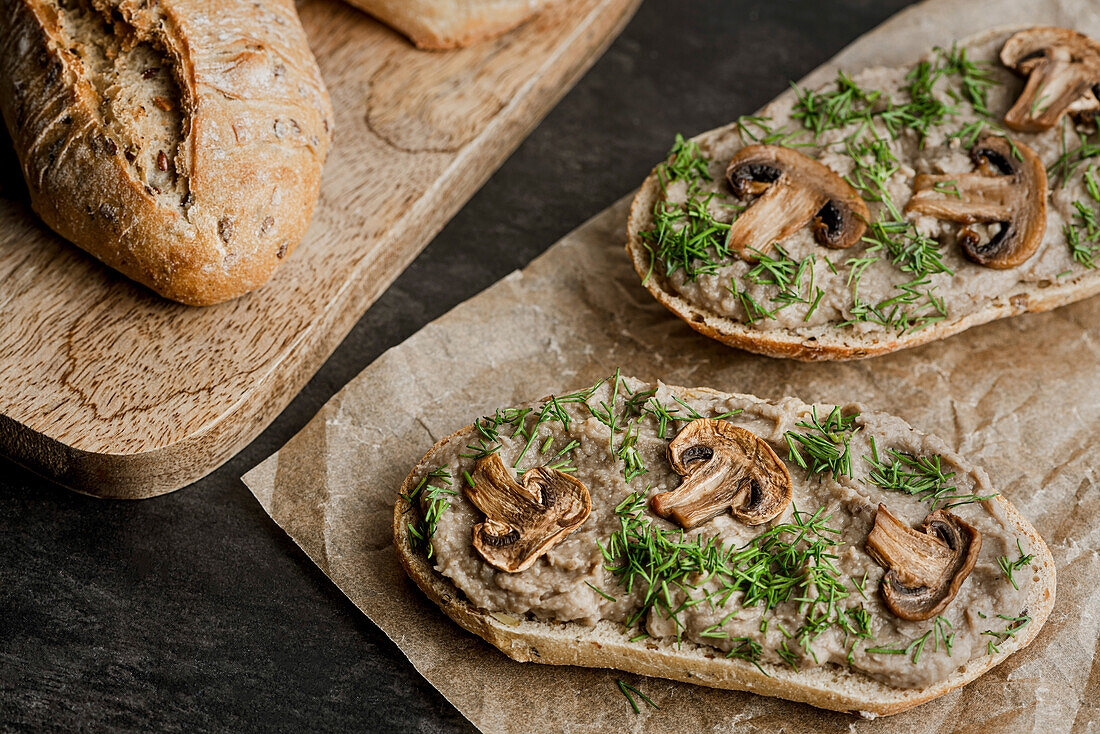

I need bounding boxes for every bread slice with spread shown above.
[393,374,1055,716]
[0,0,333,305]
[626,26,1100,360]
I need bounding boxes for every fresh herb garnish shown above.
[586,581,618,602]
[659,133,712,185]
[616,679,659,713]
[983,613,1031,655]
[403,466,457,558]
[601,495,850,659]
[1049,121,1100,186]
[864,615,954,663]
[997,539,1035,590]
[641,193,733,280]
[784,406,859,479]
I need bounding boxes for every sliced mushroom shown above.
[1000,27,1100,132]
[463,453,591,573]
[904,136,1047,268]
[725,145,870,259]
[865,504,982,622]
[650,418,792,529]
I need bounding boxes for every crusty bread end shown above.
[344,0,556,50]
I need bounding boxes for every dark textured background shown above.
[0,1,918,730]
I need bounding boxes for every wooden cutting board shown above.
[0,0,640,499]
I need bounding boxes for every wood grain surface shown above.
[0,0,641,499]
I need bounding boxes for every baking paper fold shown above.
[242,0,1100,730]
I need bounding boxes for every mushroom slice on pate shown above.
[464,453,592,573]
[905,136,1048,269]
[865,503,982,622]
[651,418,792,529]
[1000,26,1100,132]
[724,144,870,259]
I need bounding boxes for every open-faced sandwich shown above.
[627,26,1100,359]
[394,373,1055,716]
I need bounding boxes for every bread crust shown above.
[0,0,333,305]
[344,0,555,49]
[624,26,1100,361]
[392,384,1056,717]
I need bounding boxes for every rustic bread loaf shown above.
[344,0,556,49]
[0,0,333,305]
[394,379,1056,716]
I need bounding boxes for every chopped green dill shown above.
[792,45,995,146]
[1049,122,1100,186]
[852,572,869,599]
[949,119,1004,148]
[860,220,952,279]
[616,418,649,482]
[983,613,1031,655]
[659,133,712,185]
[1029,83,1050,118]
[601,496,850,657]
[641,194,732,280]
[725,637,767,674]
[1086,165,1100,202]
[403,466,457,558]
[784,406,859,479]
[734,114,806,147]
[936,43,997,117]
[776,640,801,669]
[738,245,821,320]
[616,679,659,713]
[1065,220,1100,268]
[641,398,679,440]
[840,278,948,335]
[791,71,883,139]
[932,179,962,198]
[997,539,1035,590]
[862,437,990,509]
[586,581,618,602]
[864,616,953,663]
[727,278,779,323]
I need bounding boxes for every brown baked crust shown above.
[0,0,333,305]
[392,385,1057,716]
[624,27,1100,361]
[343,0,555,50]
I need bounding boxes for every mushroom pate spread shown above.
[405,375,1037,690]
[641,29,1100,334]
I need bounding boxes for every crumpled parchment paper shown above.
[242,0,1100,730]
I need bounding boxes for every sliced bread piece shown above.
[626,27,1100,360]
[394,376,1056,716]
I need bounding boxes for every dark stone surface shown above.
[0,1,917,731]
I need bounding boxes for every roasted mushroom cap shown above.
[865,504,982,622]
[650,418,792,529]
[463,453,591,573]
[904,136,1047,269]
[725,145,870,259]
[1001,27,1100,132]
